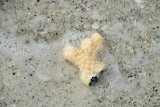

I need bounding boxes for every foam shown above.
[92,9,100,20]
[31,15,44,32]
[134,21,148,31]
[150,43,160,55]
[0,31,63,81]
[0,29,94,83]
[131,48,150,67]
[107,22,135,45]
[0,27,148,94]
[100,46,137,92]
[63,30,94,48]
[0,10,14,27]
[135,0,145,8]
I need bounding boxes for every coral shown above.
[64,33,105,86]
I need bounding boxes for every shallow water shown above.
[0,0,160,106]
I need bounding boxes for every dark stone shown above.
[89,76,98,86]
[89,70,105,86]
[13,72,16,75]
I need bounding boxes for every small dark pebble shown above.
[89,76,98,86]
[25,40,30,44]
[37,0,40,2]
[128,75,133,78]
[97,99,101,103]
[30,74,33,76]
[89,70,104,86]
[13,72,16,75]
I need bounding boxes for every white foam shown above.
[135,0,145,9]
[31,15,44,32]
[131,48,150,67]
[92,9,100,20]
[0,29,96,83]
[0,25,148,95]
[100,46,137,92]
[58,0,70,7]
[108,22,135,44]
[35,68,52,81]
[63,30,94,48]
[92,22,99,30]
[134,21,148,31]
[0,10,14,27]
[0,29,64,80]
[151,43,160,53]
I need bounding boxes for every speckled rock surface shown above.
[0,0,160,106]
